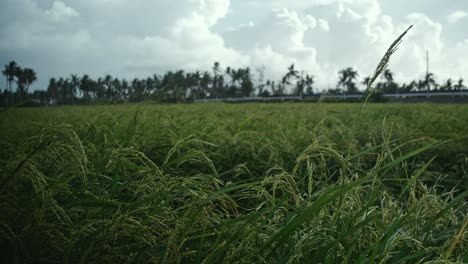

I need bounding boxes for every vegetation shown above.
[2,61,37,105]
[0,103,467,263]
[1,60,467,106]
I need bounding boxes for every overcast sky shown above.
[1,0,467,91]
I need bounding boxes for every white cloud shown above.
[0,0,467,91]
[317,19,330,31]
[446,11,468,24]
[45,1,79,22]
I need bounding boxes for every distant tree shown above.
[338,67,359,94]
[304,74,314,95]
[379,69,398,93]
[70,74,80,102]
[454,79,466,91]
[23,68,37,95]
[239,68,254,97]
[212,62,224,98]
[362,76,371,88]
[282,64,299,94]
[159,70,187,103]
[104,74,114,99]
[95,77,104,99]
[60,78,72,103]
[80,75,92,99]
[231,68,245,96]
[423,72,437,92]
[130,78,144,102]
[2,61,18,104]
[294,72,314,96]
[185,71,201,99]
[259,80,270,97]
[274,81,286,96]
[417,80,425,92]
[112,78,122,101]
[440,79,453,91]
[406,81,418,92]
[121,79,129,101]
[255,66,266,96]
[144,77,155,98]
[15,68,28,100]
[294,71,305,97]
[47,78,58,103]
[200,72,211,98]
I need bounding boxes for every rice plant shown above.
[0,103,467,263]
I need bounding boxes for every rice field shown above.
[0,103,467,263]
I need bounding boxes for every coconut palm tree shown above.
[23,68,37,95]
[338,67,359,94]
[304,74,314,95]
[47,78,58,104]
[239,67,254,97]
[15,68,28,101]
[2,61,18,104]
[104,74,113,99]
[423,72,437,92]
[112,78,122,101]
[454,79,466,91]
[121,79,129,101]
[212,62,223,98]
[200,72,211,98]
[282,64,299,94]
[70,74,80,102]
[80,75,92,99]
[441,79,452,91]
[381,69,398,93]
[362,76,371,88]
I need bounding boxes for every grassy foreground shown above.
[0,103,467,263]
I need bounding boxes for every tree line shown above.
[2,60,467,106]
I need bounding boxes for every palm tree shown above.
[47,78,58,104]
[104,74,113,99]
[2,61,18,104]
[1,65,8,92]
[282,64,299,94]
[454,79,466,91]
[70,74,80,102]
[80,75,91,99]
[131,78,144,102]
[200,72,211,98]
[406,81,417,92]
[441,79,452,91]
[212,62,222,98]
[294,71,306,97]
[61,78,72,103]
[338,67,359,94]
[112,78,122,101]
[383,69,393,83]
[304,74,314,95]
[15,68,28,101]
[95,77,105,99]
[423,72,437,92]
[362,76,371,88]
[417,80,425,92]
[381,69,398,93]
[121,79,129,101]
[228,69,242,97]
[239,67,254,97]
[23,68,37,95]
[145,77,154,97]
[14,68,37,102]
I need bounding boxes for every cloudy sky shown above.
[1,0,467,91]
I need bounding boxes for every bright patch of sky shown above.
[0,0,467,90]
